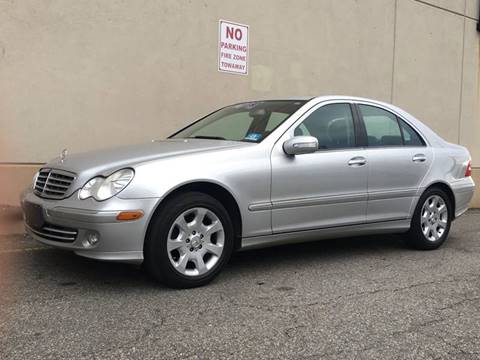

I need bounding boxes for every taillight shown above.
[465,160,472,177]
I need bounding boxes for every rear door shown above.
[355,103,432,222]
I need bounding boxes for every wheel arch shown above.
[145,181,243,250]
[419,182,456,219]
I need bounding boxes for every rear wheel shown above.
[406,187,452,250]
[144,192,234,288]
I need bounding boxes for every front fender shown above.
[118,145,273,238]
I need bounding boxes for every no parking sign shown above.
[218,20,249,75]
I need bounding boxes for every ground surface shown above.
[1,211,480,359]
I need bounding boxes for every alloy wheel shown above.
[420,195,448,242]
[166,207,225,276]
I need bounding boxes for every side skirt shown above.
[240,219,411,251]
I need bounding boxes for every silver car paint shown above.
[21,188,156,262]
[270,101,369,232]
[21,96,475,262]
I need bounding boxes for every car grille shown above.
[34,168,76,199]
[28,223,78,243]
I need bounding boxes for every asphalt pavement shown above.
[1,211,480,359]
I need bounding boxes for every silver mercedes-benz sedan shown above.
[21,96,475,288]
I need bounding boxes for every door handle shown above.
[412,154,427,163]
[348,156,367,167]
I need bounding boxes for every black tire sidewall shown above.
[408,188,452,250]
[144,191,234,288]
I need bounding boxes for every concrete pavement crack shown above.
[438,296,480,311]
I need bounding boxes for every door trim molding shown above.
[249,192,367,212]
[248,189,418,212]
[272,193,368,209]
[248,202,272,211]
[368,188,418,201]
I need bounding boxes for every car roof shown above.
[253,96,405,114]
[236,97,314,102]
[239,95,390,104]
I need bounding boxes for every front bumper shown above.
[20,188,159,263]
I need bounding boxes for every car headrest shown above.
[328,119,348,144]
[294,127,304,136]
[381,135,402,146]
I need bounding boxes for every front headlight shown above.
[79,168,134,201]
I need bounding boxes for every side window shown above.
[359,105,402,147]
[295,104,356,149]
[399,119,425,146]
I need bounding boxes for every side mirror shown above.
[283,136,318,155]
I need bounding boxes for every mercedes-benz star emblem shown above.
[60,148,68,163]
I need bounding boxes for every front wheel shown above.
[405,188,452,250]
[144,192,234,288]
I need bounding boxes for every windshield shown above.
[170,100,307,143]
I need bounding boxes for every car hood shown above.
[45,139,250,176]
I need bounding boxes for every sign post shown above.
[218,20,249,75]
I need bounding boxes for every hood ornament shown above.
[60,148,68,163]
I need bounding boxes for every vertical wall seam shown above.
[457,0,467,144]
[390,0,398,104]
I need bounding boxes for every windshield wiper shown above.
[188,136,226,140]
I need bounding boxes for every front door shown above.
[270,102,368,233]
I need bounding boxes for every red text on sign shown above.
[226,26,243,41]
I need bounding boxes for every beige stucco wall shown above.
[0,164,39,206]
[0,0,479,206]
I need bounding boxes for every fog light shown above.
[83,232,100,248]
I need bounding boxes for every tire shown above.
[405,187,453,250]
[144,191,234,288]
